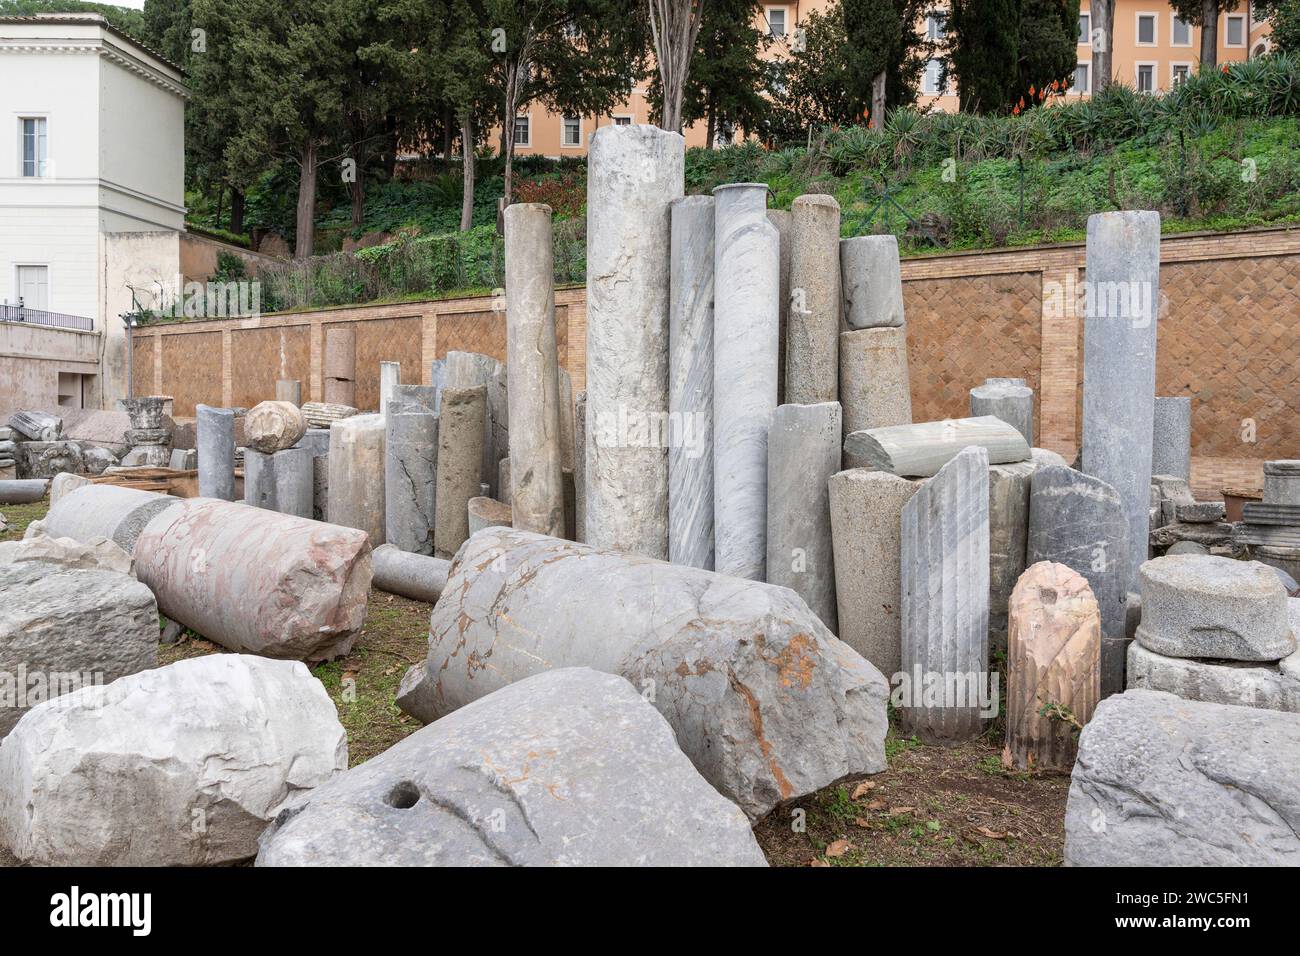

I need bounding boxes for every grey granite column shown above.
[786,194,841,405]
[668,195,715,569]
[900,446,991,744]
[767,402,841,631]
[244,445,314,518]
[840,327,912,434]
[434,385,486,556]
[841,235,904,329]
[574,390,587,542]
[196,404,235,501]
[1081,210,1161,589]
[585,124,683,559]
[713,182,780,580]
[429,358,447,414]
[1027,464,1131,696]
[504,202,565,537]
[328,413,386,545]
[379,361,401,416]
[767,208,792,405]
[1151,396,1191,481]
[384,400,438,553]
[970,378,1034,447]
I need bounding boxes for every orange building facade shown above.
[505,1,1274,157]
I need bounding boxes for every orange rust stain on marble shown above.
[728,673,794,800]
[771,633,817,691]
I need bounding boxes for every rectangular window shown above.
[1078,13,1090,43]
[16,265,49,310]
[1074,62,1091,94]
[1137,14,1157,45]
[768,8,786,37]
[1136,63,1155,92]
[562,116,581,147]
[926,13,947,40]
[513,115,530,147]
[923,59,943,95]
[1171,15,1191,46]
[1171,63,1191,85]
[613,115,632,126]
[1225,14,1245,46]
[20,117,47,177]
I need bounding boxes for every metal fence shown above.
[0,304,94,331]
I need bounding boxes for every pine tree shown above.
[1018,0,1080,102]
[948,0,1021,113]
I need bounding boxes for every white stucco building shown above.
[0,13,187,410]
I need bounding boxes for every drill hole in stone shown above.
[385,781,421,809]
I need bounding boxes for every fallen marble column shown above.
[421,528,889,821]
[371,543,449,603]
[1064,689,1300,866]
[244,445,314,519]
[275,379,302,406]
[0,561,156,736]
[42,484,181,552]
[245,400,307,455]
[0,655,345,865]
[1027,465,1131,695]
[256,668,767,867]
[8,410,62,442]
[134,497,372,660]
[668,194,715,569]
[900,447,991,744]
[0,479,48,505]
[1151,396,1191,481]
[467,496,512,535]
[505,202,565,537]
[839,327,913,435]
[845,415,1030,476]
[786,194,841,405]
[713,182,779,581]
[585,124,682,559]
[433,385,486,555]
[197,404,236,500]
[574,390,587,542]
[383,401,437,554]
[323,326,357,406]
[1004,561,1101,770]
[829,469,922,677]
[301,401,358,429]
[1264,460,1300,506]
[1081,210,1161,589]
[767,402,840,631]
[970,379,1034,447]
[328,413,386,546]
[841,235,905,329]
[378,361,400,416]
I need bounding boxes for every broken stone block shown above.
[18,440,85,478]
[301,401,358,429]
[0,529,133,575]
[0,561,156,736]
[1004,562,1101,770]
[1127,640,1300,713]
[256,668,767,866]
[133,498,372,661]
[395,663,438,724]
[422,528,889,821]
[467,496,512,536]
[245,400,308,455]
[1064,689,1300,866]
[0,655,346,865]
[1135,555,1295,661]
[43,484,181,553]
[8,410,62,442]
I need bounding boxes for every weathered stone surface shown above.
[301,401,358,429]
[445,351,501,499]
[1027,465,1131,695]
[275,379,301,406]
[713,182,779,581]
[574,390,587,542]
[769,207,791,405]
[18,440,86,477]
[1127,640,1300,713]
[244,445,314,519]
[8,410,62,442]
[120,444,172,468]
[1264,460,1300,506]
[0,655,346,865]
[169,448,197,470]
[119,396,171,431]
[323,326,357,406]
[244,400,308,454]
[328,413,385,546]
[668,194,715,570]
[197,404,236,501]
[1004,562,1101,770]
[970,379,1033,447]
[467,496,512,535]
[839,327,912,435]
[1064,689,1300,866]
[433,386,485,556]
[134,497,372,661]
[1081,211,1161,590]
[845,415,1029,477]
[395,662,438,723]
[0,561,156,736]
[257,668,767,866]
[829,469,922,677]
[81,445,117,475]
[378,361,400,416]
[767,402,840,632]
[0,479,48,504]
[786,194,841,405]
[585,125,681,560]
[43,484,181,553]
[1135,555,1295,661]
[422,528,888,820]
[505,203,565,537]
[371,543,449,604]
[840,235,904,329]
[1151,396,1191,481]
[384,403,437,553]
[900,447,992,744]
[0,529,133,575]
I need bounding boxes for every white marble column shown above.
[379,361,400,416]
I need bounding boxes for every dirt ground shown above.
[2,496,1069,866]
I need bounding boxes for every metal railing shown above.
[0,304,94,331]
